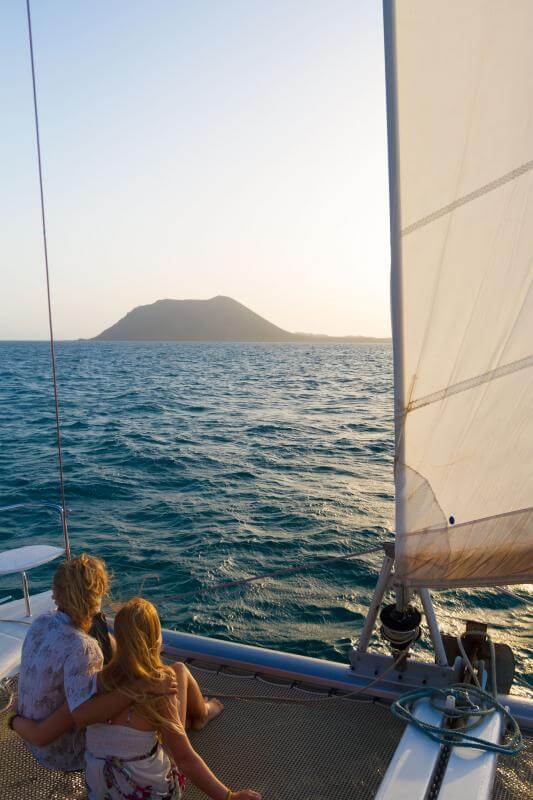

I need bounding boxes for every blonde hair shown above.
[100,597,184,734]
[53,554,109,632]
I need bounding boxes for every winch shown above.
[379,602,422,654]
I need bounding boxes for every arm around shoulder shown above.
[12,703,73,747]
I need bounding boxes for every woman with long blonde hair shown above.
[16,596,261,800]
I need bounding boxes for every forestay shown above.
[385,1,533,587]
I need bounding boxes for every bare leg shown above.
[172,662,223,730]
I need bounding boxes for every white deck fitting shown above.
[438,711,504,800]
[0,591,55,679]
[0,545,64,575]
[374,699,443,800]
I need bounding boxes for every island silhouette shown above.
[92,296,389,343]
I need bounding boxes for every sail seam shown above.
[401,158,533,236]
[407,354,533,412]
[397,502,533,539]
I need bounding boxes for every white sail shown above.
[385,0,533,587]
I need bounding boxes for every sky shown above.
[0,1,390,340]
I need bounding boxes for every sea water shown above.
[0,341,530,682]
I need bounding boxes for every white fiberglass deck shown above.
[0,591,55,679]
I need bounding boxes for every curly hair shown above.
[53,554,110,631]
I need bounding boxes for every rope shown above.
[134,550,533,699]
[199,651,407,706]
[514,674,533,693]
[498,585,532,604]
[0,677,17,716]
[455,633,483,690]
[25,0,70,560]
[391,635,525,756]
[159,543,387,603]
[391,684,524,755]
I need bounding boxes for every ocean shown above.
[0,341,530,684]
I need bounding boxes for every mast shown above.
[354,2,411,653]
[383,1,406,549]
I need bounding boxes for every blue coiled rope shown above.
[391,683,524,756]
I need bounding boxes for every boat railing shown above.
[0,500,65,521]
[0,501,67,614]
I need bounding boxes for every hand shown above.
[232,791,262,800]
[135,672,178,697]
[10,714,21,732]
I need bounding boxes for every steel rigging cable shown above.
[25,0,70,559]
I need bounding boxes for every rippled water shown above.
[0,341,530,683]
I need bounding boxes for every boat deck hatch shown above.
[1,664,532,799]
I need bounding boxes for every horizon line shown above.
[0,337,392,344]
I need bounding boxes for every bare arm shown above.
[13,687,134,747]
[13,703,73,747]
[162,725,228,800]
[71,669,178,729]
[13,673,178,747]
[160,698,261,800]
[71,685,135,728]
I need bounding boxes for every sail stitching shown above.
[401,158,533,236]
[397,502,533,539]
[407,354,533,412]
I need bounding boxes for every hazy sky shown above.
[1,1,390,340]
